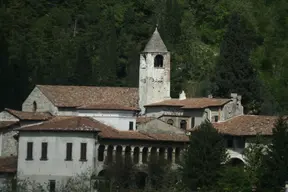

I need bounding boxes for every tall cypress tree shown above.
[211,13,262,114]
[180,120,228,191]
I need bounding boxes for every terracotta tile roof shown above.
[141,132,189,142]
[5,108,52,121]
[97,122,188,142]
[0,156,17,173]
[213,115,279,136]
[17,115,189,142]
[19,116,101,132]
[37,85,139,108]
[0,121,18,129]
[77,104,139,111]
[136,116,155,124]
[145,98,231,109]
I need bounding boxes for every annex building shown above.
[0,28,280,191]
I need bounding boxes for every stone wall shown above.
[1,130,17,157]
[22,87,58,115]
[0,111,18,121]
[139,52,171,114]
[137,118,185,134]
[222,94,244,121]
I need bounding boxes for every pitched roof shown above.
[77,104,139,111]
[5,108,52,121]
[145,98,231,109]
[213,115,279,136]
[0,121,18,129]
[18,115,188,142]
[96,120,188,142]
[0,156,17,173]
[19,116,101,132]
[36,85,139,108]
[143,28,168,53]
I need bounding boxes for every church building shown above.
[0,28,280,191]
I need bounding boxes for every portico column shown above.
[147,147,152,161]
[139,147,144,164]
[172,148,176,164]
[130,146,135,161]
[164,148,167,159]
[109,145,115,163]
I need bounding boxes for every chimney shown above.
[179,90,186,100]
[230,93,238,103]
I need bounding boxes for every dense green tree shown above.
[180,120,228,191]
[213,166,251,192]
[243,135,267,189]
[259,117,288,191]
[211,12,262,114]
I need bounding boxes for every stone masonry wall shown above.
[22,87,58,115]
[1,130,17,157]
[0,111,19,121]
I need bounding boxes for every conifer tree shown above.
[180,120,228,191]
[259,117,288,191]
[211,12,262,114]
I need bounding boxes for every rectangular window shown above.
[66,143,73,161]
[40,142,48,160]
[49,180,56,192]
[129,121,134,131]
[26,142,33,160]
[80,143,87,161]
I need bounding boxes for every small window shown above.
[180,120,187,129]
[154,55,164,68]
[212,115,219,123]
[66,143,73,161]
[191,117,195,128]
[49,180,56,192]
[26,142,33,160]
[167,119,174,125]
[40,142,48,160]
[129,121,134,131]
[80,143,87,161]
[33,101,37,112]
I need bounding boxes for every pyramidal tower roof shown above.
[143,27,168,53]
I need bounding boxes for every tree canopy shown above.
[0,0,287,115]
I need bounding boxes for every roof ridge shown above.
[36,84,138,89]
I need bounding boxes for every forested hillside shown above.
[0,0,287,115]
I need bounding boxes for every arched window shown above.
[154,55,163,68]
[167,119,174,125]
[180,120,187,130]
[33,101,37,112]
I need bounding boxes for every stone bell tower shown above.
[139,27,171,114]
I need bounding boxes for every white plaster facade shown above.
[78,109,136,131]
[17,132,96,185]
